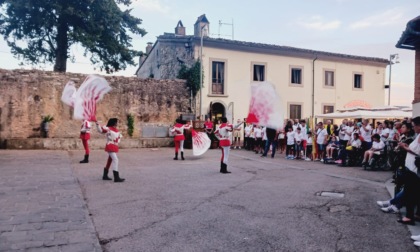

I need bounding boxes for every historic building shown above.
[396,15,420,116]
[136,14,389,122]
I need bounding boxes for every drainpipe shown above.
[312,55,318,118]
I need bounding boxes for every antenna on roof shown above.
[218,19,234,40]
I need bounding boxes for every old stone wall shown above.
[0,69,191,144]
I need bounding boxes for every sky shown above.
[0,0,419,106]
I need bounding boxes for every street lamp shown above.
[199,25,207,121]
[388,53,399,106]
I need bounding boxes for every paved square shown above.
[1,148,418,251]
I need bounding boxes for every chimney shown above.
[146,42,153,55]
[194,14,210,37]
[175,20,185,36]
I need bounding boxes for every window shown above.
[289,104,302,119]
[322,105,334,124]
[253,64,265,81]
[325,70,334,87]
[354,74,362,89]
[291,68,302,84]
[212,61,225,94]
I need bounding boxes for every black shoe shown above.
[102,168,112,181]
[397,218,415,225]
[173,152,178,160]
[181,151,185,160]
[80,154,89,163]
[113,171,125,183]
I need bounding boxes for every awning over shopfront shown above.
[316,106,412,119]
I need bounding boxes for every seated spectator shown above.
[335,132,362,165]
[326,135,340,159]
[361,134,385,166]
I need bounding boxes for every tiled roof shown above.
[158,34,388,64]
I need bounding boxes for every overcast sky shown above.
[0,0,418,106]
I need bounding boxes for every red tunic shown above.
[97,125,122,153]
[216,123,233,147]
[79,120,91,140]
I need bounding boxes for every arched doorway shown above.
[210,102,225,122]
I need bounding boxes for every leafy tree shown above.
[0,0,147,73]
[177,60,203,97]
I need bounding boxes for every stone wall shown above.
[0,69,191,146]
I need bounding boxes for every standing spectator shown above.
[286,127,295,159]
[344,120,355,145]
[294,127,305,159]
[262,127,278,158]
[244,123,253,150]
[315,122,328,161]
[396,117,420,226]
[305,132,313,161]
[292,119,301,132]
[360,119,373,150]
[278,129,286,154]
[232,119,243,149]
[380,122,390,142]
[373,122,383,136]
[204,117,214,136]
[254,125,263,154]
[338,119,348,147]
[325,120,333,138]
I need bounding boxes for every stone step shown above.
[1,138,175,150]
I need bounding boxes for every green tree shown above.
[177,60,203,97]
[0,0,147,73]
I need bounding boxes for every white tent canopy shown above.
[317,106,412,119]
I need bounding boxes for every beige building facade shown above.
[136,14,389,123]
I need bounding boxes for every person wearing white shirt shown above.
[381,126,390,143]
[396,117,420,228]
[315,122,328,161]
[294,127,305,159]
[361,134,385,167]
[286,127,295,159]
[292,119,300,132]
[344,121,354,142]
[360,119,373,149]
[244,123,253,150]
[338,119,348,146]
[253,126,263,154]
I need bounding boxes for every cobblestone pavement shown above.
[0,150,101,252]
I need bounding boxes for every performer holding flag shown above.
[61,74,112,166]
[214,117,233,174]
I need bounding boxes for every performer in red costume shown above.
[214,117,233,174]
[96,118,125,182]
[170,119,192,160]
[79,119,91,163]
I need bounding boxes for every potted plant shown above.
[41,115,54,138]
